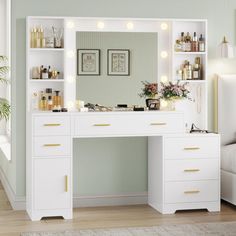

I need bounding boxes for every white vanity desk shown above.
[27,111,220,221]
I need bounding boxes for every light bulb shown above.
[161,51,168,58]
[126,22,134,30]
[97,21,105,29]
[67,50,75,58]
[161,75,168,83]
[67,21,75,29]
[67,101,75,109]
[161,23,168,30]
[67,76,75,83]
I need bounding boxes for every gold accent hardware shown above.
[93,124,111,127]
[184,190,200,194]
[150,122,167,126]
[43,144,61,147]
[184,169,200,172]
[65,175,68,192]
[184,147,200,151]
[44,123,61,127]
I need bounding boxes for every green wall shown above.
[8,0,236,197]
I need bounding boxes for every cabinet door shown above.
[33,158,71,210]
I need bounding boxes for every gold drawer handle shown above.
[150,122,167,126]
[65,175,68,192]
[93,124,111,127]
[43,144,61,147]
[184,147,200,151]
[184,169,200,172]
[184,190,200,194]
[44,124,61,127]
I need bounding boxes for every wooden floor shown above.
[1,182,236,236]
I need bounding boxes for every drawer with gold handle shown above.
[164,136,219,159]
[34,136,71,157]
[165,159,218,181]
[165,180,218,203]
[34,116,70,136]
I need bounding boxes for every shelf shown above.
[174,52,206,55]
[29,79,65,82]
[29,48,64,52]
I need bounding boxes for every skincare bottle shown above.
[31,92,39,110]
[48,66,52,79]
[199,34,205,52]
[42,67,49,79]
[193,63,200,80]
[185,32,191,52]
[175,40,182,52]
[53,90,62,107]
[191,32,198,52]
[30,28,35,48]
[47,95,53,110]
[40,65,44,79]
[180,32,185,52]
[39,25,45,48]
[40,96,47,111]
[35,27,41,48]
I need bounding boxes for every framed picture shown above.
[107,49,130,76]
[77,49,100,75]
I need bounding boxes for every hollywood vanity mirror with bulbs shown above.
[26,17,220,221]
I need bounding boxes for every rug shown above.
[21,221,236,236]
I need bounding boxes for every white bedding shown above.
[221,144,236,174]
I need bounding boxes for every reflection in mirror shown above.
[76,32,158,107]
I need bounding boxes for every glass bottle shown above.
[30,28,35,48]
[53,90,62,107]
[48,66,52,79]
[42,67,48,79]
[175,40,182,52]
[180,32,185,52]
[47,95,53,110]
[193,63,200,80]
[40,96,47,111]
[185,32,191,52]
[31,92,39,110]
[191,32,198,52]
[199,34,205,52]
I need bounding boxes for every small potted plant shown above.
[139,81,159,109]
[159,81,190,110]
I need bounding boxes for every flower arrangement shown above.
[159,81,190,100]
[139,81,158,98]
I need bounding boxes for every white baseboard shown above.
[73,192,148,208]
[0,166,26,210]
[0,169,148,211]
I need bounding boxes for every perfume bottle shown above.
[180,32,185,52]
[199,34,205,52]
[39,96,47,111]
[191,32,198,52]
[184,32,191,52]
[53,90,62,107]
[31,92,39,110]
[47,95,53,110]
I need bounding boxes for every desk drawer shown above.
[165,159,219,181]
[164,180,219,203]
[74,112,184,137]
[164,136,219,159]
[33,116,70,136]
[33,136,71,157]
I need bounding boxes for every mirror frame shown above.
[63,17,172,110]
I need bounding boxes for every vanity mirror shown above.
[76,31,158,107]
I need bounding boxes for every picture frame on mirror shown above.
[77,49,100,75]
[107,49,130,76]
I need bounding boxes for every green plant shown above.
[0,56,10,120]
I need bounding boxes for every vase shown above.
[161,99,175,111]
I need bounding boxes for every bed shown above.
[218,74,236,204]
